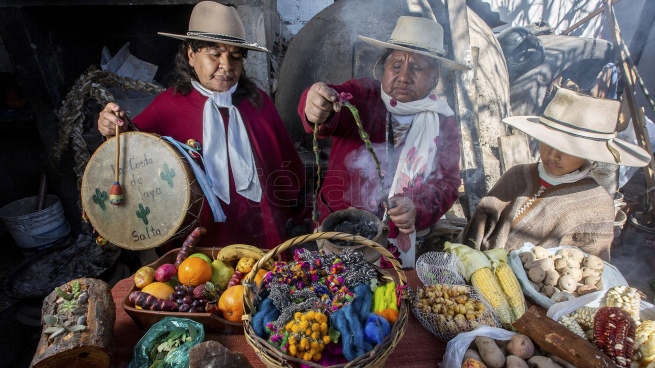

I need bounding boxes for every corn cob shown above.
[486,249,526,320]
[444,243,514,327]
[471,267,514,327]
[571,306,598,330]
[607,286,643,323]
[633,320,655,367]
[559,314,587,339]
[593,306,637,368]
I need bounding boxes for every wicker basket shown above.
[242,231,409,368]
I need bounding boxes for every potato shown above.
[583,255,604,270]
[463,348,483,363]
[506,334,535,360]
[560,267,582,282]
[555,248,571,258]
[462,358,488,368]
[475,336,505,368]
[529,281,540,291]
[547,354,576,368]
[506,355,529,368]
[567,248,585,264]
[581,267,601,278]
[528,267,546,283]
[553,257,567,271]
[541,285,559,297]
[133,266,156,289]
[527,356,564,368]
[543,270,559,286]
[520,252,537,265]
[583,275,600,286]
[524,258,555,271]
[532,246,550,259]
[495,339,509,355]
[576,284,598,296]
[557,275,577,292]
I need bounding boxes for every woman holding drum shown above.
[97,2,306,249]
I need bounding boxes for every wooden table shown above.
[110,270,446,367]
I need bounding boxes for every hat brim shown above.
[503,116,652,167]
[158,32,270,53]
[358,35,471,71]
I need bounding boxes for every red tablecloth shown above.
[111,270,445,367]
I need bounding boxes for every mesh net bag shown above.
[416,252,465,286]
[411,284,501,342]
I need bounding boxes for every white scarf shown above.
[192,81,261,204]
[537,161,593,185]
[381,90,454,197]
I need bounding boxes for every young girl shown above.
[458,88,651,260]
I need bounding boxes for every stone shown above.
[189,340,254,368]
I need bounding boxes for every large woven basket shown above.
[243,231,409,368]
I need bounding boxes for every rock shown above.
[189,340,253,368]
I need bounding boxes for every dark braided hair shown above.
[172,39,262,108]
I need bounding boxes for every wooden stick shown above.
[513,306,618,368]
[109,116,124,205]
[560,0,621,35]
[604,0,655,223]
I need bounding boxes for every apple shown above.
[188,253,212,265]
[210,259,234,291]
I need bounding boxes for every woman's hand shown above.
[387,196,416,234]
[304,82,341,125]
[97,102,127,137]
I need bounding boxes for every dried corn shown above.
[485,249,526,320]
[633,320,655,367]
[606,286,643,323]
[559,314,587,339]
[593,306,637,368]
[571,306,598,330]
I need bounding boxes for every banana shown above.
[217,244,273,270]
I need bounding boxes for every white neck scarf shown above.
[192,81,261,204]
[537,161,593,185]
[381,90,454,197]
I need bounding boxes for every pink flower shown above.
[390,99,397,107]
[429,94,437,101]
[338,92,353,104]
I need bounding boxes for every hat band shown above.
[539,115,616,141]
[388,39,445,56]
[187,31,246,44]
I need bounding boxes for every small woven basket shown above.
[242,231,409,368]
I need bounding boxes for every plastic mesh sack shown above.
[416,251,465,286]
[129,316,205,368]
[411,284,501,342]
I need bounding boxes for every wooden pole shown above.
[604,0,655,223]
[445,0,486,218]
[560,0,621,35]
[513,306,618,368]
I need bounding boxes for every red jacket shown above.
[298,78,461,231]
[135,88,306,249]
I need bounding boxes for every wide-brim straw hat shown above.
[358,16,471,71]
[503,88,651,167]
[159,1,269,53]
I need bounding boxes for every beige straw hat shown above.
[358,16,471,71]
[159,1,269,53]
[503,88,651,167]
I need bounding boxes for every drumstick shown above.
[109,114,124,205]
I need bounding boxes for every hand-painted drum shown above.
[81,132,204,250]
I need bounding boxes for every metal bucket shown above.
[0,195,70,253]
[316,207,388,263]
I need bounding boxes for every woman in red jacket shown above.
[97,2,306,249]
[299,16,470,267]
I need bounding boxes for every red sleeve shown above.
[298,79,380,138]
[399,115,461,231]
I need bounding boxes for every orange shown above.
[254,269,268,286]
[141,282,174,300]
[218,285,245,323]
[177,257,213,286]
